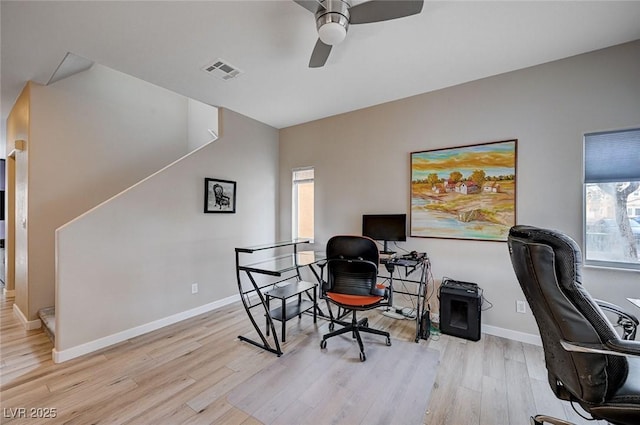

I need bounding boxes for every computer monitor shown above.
[362,214,407,253]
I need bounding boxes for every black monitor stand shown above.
[380,240,396,255]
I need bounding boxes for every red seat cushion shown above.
[326,292,382,307]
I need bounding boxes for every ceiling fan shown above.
[293,0,424,68]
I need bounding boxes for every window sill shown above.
[584,263,640,273]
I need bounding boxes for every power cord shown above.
[481,293,493,311]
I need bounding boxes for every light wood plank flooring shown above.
[0,292,604,425]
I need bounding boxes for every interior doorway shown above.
[3,153,15,296]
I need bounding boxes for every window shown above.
[292,168,314,241]
[584,128,640,270]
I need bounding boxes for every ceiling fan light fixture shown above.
[315,0,350,46]
[318,21,347,45]
[299,0,424,68]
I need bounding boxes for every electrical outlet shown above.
[516,300,526,313]
[191,283,199,294]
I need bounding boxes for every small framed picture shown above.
[204,178,236,213]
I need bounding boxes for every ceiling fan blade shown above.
[309,39,332,68]
[293,0,325,14]
[349,0,424,24]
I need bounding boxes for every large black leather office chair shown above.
[507,225,640,425]
[320,235,391,361]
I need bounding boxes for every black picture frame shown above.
[204,178,236,213]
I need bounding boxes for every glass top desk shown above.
[235,240,326,356]
[238,251,326,277]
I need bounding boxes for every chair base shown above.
[320,311,391,361]
[530,415,575,425]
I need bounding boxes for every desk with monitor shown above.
[234,214,432,354]
[379,252,431,342]
[362,213,433,342]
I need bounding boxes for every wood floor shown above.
[0,292,605,425]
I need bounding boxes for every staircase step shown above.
[38,306,55,343]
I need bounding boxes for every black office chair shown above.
[320,235,392,361]
[507,225,640,425]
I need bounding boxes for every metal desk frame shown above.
[235,239,325,356]
[378,255,431,342]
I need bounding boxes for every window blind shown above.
[584,128,640,183]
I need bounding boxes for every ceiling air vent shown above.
[202,58,243,81]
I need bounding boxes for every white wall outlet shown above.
[191,283,199,294]
[516,300,527,313]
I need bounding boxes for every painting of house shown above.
[432,183,446,194]
[410,139,517,241]
[483,181,501,193]
[457,181,481,194]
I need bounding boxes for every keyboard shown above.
[393,258,419,267]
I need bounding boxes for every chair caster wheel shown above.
[529,417,542,425]
[320,339,327,349]
[359,352,366,362]
[386,337,392,346]
[363,319,369,328]
[329,323,335,331]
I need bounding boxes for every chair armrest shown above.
[370,285,386,297]
[595,299,638,340]
[318,262,328,296]
[561,300,640,355]
[561,339,640,358]
[606,339,640,356]
[596,299,639,325]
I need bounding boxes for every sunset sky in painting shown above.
[411,140,516,181]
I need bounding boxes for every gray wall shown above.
[56,108,279,357]
[279,41,640,337]
[7,64,193,323]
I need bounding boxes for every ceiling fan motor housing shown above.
[316,0,350,45]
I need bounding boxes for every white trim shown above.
[3,288,15,297]
[482,324,542,346]
[50,294,542,363]
[52,294,239,363]
[13,303,42,330]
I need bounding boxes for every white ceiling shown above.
[2,1,640,135]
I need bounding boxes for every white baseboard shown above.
[51,295,541,363]
[52,294,240,363]
[482,324,542,346]
[13,303,42,330]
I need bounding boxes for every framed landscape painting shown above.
[410,140,517,241]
